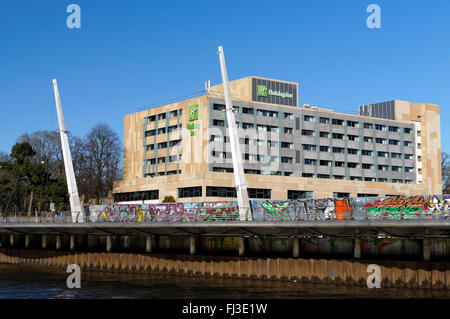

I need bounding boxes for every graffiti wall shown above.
[84,195,450,222]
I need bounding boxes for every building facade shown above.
[113,76,442,203]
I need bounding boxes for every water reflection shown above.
[0,264,449,299]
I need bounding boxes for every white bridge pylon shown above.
[52,79,83,223]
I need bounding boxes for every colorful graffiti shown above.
[261,201,290,220]
[83,195,450,223]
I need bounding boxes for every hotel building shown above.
[113,76,442,203]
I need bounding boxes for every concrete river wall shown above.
[1,248,449,290]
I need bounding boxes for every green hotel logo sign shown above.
[257,85,293,99]
[187,104,199,135]
[257,85,268,97]
[189,104,199,121]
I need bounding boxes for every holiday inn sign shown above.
[252,78,297,107]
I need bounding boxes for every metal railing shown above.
[1,203,449,224]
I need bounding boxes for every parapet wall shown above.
[0,248,449,290]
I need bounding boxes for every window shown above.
[375,138,386,144]
[350,176,362,181]
[404,128,412,134]
[358,193,378,197]
[362,163,373,169]
[364,136,373,143]
[169,139,181,147]
[391,166,402,172]
[320,131,330,138]
[281,157,293,163]
[405,167,414,173]
[378,151,388,158]
[257,109,278,118]
[243,107,254,115]
[213,119,225,127]
[114,190,159,202]
[347,162,359,168]
[334,161,345,167]
[304,115,315,122]
[304,159,317,165]
[157,127,166,135]
[320,160,331,166]
[302,129,314,136]
[362,150,373,156]
[418,168,422,174]
[332,119,344,125]
[206,186,237,198]
[348,135,359,141]
[347,121,359,128]
[241,122,254,129]
[378,178,387,182]
[213,104,225,111]
[283,112,293,119]
[388,126,399,132]
[320,117,330,124]
[404,141,412,147]
[157,113,166,120]
[146,144,155,151]
[417,130,421,137]
[157,157,165,164]
[389,139,399,146]
[333,175,345,180]
[417,143,422,149]
[145,130,156,137]
[281,142,293,149]
[320,145,329,152]
[347,149,359,155]
[178,186,202,198]
[318,174,330,179]
[288,190,313,200]
[146,115,156,122]
[334,192,350,199]
[364,123,373,129]
[378,165,389,171]
[332,133,344,140]
[302,173,314,178]
[168,110,178,118]
[404,154,413,160]
[392,179,403,184]
[391,153,402,159]
[248,188,271,199]
[418,155,422,162]
[364,177,376,182]
[284,127,293,134]
[168,125,180,133]
[284,172,293,176]
[302,144,317,151]
[375,124,386,131]
[244,169,261,175]
[158,142,167,149]
[210,135,222,142]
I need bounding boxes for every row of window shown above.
[213,104,294,119]
[145,124,182,137]
[211,152,294,163]
[302,145,414,159]
[303,159,415,172]
[301,130,414,146]
[212,120,295,134]
[114,190,159,202]
[179,186,272,199]
[145,170,181,178]
[301,173,413,183]
[212,167,294,176]
[146,139,182,151]
[305,116,413,133]
[146,155,181,165]
[145,109,182,122]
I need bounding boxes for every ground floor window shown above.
[178,186,202,198]
[248,188,271,199]
[288,190,313,200]
[114,190,159,202]
[206,186,237,198]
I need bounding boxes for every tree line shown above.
[0,123,122,215]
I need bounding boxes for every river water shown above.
[0,263,449,299]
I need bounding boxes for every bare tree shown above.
[83,123,122,204]
[442,152,450,194]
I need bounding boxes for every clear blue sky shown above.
[0,0,449,154]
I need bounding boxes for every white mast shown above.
[217,46,251,221]
[52,79,83,223]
